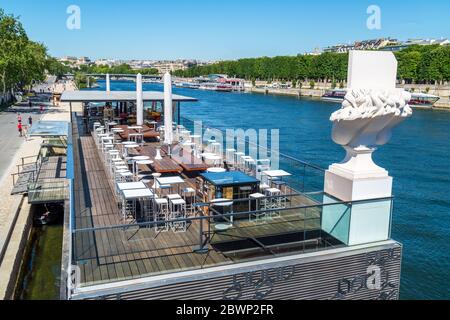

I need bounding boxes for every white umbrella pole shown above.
[106,73,110,92]
[164,72,173,145]
[136,73,144,126]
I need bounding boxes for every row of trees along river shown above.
[173,45,450,86]
[0,9,68,101]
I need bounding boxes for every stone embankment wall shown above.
[247,81,450,109]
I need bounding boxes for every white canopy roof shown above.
[60,90,197,103]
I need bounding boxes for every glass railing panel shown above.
[321,194,351,245]
[179,116,325,194]
[346,198,393,245]
[71,220,234,288]
[69,196,392,288]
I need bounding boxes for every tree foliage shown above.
[174,46,450,83]
[395,45,450,83]
[173,53,349,81]
[0,9,56,95]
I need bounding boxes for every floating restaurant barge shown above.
[59,53,406,300]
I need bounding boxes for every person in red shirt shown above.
[18,122,23,137]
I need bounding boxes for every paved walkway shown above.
[0,79,76,299]
[0,111,42,182]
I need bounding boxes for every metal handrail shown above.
[179,115,325,173]
[72,195,393,233]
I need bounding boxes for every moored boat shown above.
[409,92,440,108]
[321,88,347,102]
[174,81,200,89]
[199,82,233,92]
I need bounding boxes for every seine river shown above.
[97,80,450,300]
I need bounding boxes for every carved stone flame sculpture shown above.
[327,51,413,180]
[329,88,412,179]
[331,89,412,148]
[323,51,412,245]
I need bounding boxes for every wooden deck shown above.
[72,119,233,287]
[70,115,334,287]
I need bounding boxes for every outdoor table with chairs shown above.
[131,155,151,176]
[249,192,268,223]
[135,160,154,183]
[123,143,139,158]
[155,176,185,195]
[261,169,292,192]
[121,188,154,222]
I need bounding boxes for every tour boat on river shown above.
[321,89,347,102]
[409,92,440,108]
[174,81,200,89]
[199,82,233,92]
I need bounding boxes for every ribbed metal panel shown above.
[79,242,402,300]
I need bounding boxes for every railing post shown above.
[194,205,209,254]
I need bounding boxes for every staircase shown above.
[11,156,41,195]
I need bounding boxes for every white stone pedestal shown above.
[322,147,393,246]
[324,146,392,201]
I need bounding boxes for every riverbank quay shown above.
[0,79,76,299]
[246,83,450,109]
[174,76,450,109]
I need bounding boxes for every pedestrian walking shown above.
[18,122,23,137]
[17,113,22,123]
[23,124,28,140]
[40,105,44,114]
[28,115,33,127]
[29,100,32,108]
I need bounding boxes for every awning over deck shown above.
[28,120,69,137]
[60,90,198,103]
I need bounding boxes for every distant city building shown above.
[59,56,215,73]
[94,59,117,67]
[59,56,78,66]
[382,38,450,51]
[322,37,449,53]
[120,59,200,74]
[305,47,322,56]
[77,56,91,65]
[58,56,92,67]
[152,61,187,74]
[323,38,399,53]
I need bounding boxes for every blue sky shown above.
[1,0,449,60]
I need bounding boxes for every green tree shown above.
[46,57,71,77]
[0,9,52,96]
[174,43,449,84]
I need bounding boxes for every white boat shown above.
[174,82,200,89]
[321,89,347,102]
[409,92,440,108]
[199,82,233,92]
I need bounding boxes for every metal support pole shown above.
[193,206,209,254]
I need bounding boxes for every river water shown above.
[95,80,450,300]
